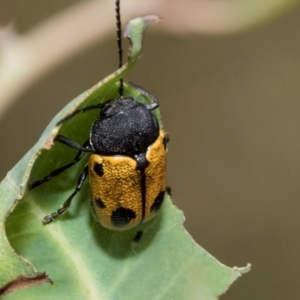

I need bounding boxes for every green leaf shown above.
[1,15,250,299]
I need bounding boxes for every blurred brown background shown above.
[1,1,300,299]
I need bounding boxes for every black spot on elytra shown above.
[93,163,103,176]
[111,207,136,227]
[150,191,165,212]
[95,198,106,208]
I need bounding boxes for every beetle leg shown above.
[130,230,144,249]
[166,186,172,196]
[43,165,89,224]
[56,103,107,125]
[163,132,170,150]
[29,140,89,189]
[128,81,159,111]
[54,135,94,152]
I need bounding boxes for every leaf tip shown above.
[123,15,162,39]
[233,263,252,275]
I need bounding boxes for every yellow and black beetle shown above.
[30,83,169,233]
[29,1,169,241]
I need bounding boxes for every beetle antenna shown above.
[116,0,123,97]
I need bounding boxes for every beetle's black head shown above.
[90,97,159,156]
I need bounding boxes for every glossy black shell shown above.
[90,97,159,156]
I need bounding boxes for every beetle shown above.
[29,0,169,241]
